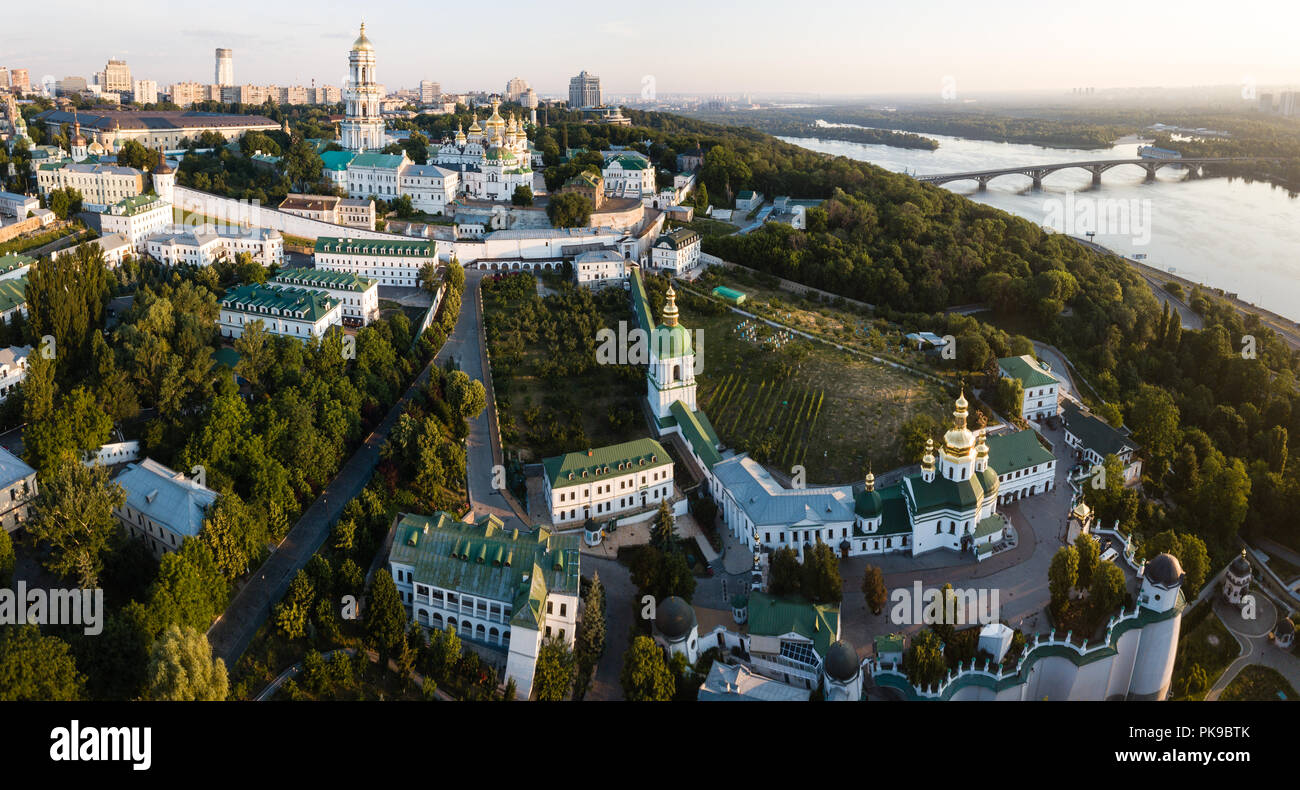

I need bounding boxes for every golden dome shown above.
[468,114,482,133]
[922,438,936,468]
[352,22,374,51]
[943,388,975,455]
[864,470,875,491]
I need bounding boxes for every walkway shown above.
[437,268,527,530]
[1205,596,1300,701]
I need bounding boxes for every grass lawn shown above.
[677,289,951,485]
[677,217,738,238]
[1219,664,1297,701]
[1170,601,1241,700]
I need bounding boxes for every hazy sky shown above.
[5,0,1298,97]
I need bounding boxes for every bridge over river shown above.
[915,157,1276,190]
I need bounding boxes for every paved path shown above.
[440,269,527,530]
[207,357,438,667]
[582,555,637,701]
[1205,596,1300,700]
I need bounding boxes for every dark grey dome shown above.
[1145,553,1184,587]
[1229,551,1251,576]
[1277,618,1296,637]
[824,640,860,682]
[656,596,695,641]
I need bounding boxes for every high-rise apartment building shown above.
[569,70,601,109]
[133,80,158,105]
[215,48,234,86]
[10,70,29,94]
[419,80,441,104]
[98,59,132,94]
[505,77,529,102]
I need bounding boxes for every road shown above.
[206,357,438,667]
[736,203,774,234]
[437,269,527,530]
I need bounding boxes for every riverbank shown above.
[1072,236,1300,351]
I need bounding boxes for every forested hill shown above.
[542,110,1300,561]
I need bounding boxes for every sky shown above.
[4,0,1299,98]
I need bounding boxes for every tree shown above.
[767,547,802,596]
[650,502,676,552]
[574,572,606,699]
[0,625,85,700]
[512,185,534,206]
[366,570,408,659]
[26,458,125,587]
[862,564,887,615]
[202,493,263,580]
[1143,530,1210,598]
[1048,545,1079,608]
[145,539,228,634]
[115,139,154,171]
[1089,561,1127,616]
[994,377,1024,419]
[801,542,843,603]
[143,624,228,701]
[1074,533,1100,589]
[620,636,674,701]
[285,137,323,190]
[901,629,946,690]
[532,638,576,701]
[274,569,315,639]
[546,192,593,228]
[445,370,487,420]
[47,187,83,219]
[1127,384,1181,460]
[234,320,273,389]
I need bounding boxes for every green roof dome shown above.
[855,489,883,518]
[653,323,692,358]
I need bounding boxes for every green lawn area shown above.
[675,217,738,238]
[677,291,950,485]
[1169,601,1241,700]
[1219,664,1297,701]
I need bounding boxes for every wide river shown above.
[780,129,1300,321]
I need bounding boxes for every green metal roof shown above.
[388,512,581,620]
[348,152,407,170]
[629,268,654,335]
[856,483,911,534]
[974,514,1006,539]
[997,355,1058,389]
[0,254,34,275]
[904,472,992,515]
[543,438,672,489]
[0,276,26,314]
[670,400,722,469]
[606,154,649,170]
[320,150,355,171]
[655,227,699,251]
[108,192,165,216]
[314,236,436,257]
[986,429,1055,476]
[271,268,375,292]
[220,283,340,322]
[746,591,839,658]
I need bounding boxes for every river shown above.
[779,129,1300,322]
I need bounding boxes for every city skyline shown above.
[5,0,1299,98]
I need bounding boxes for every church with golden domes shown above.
[431,96,534,202]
